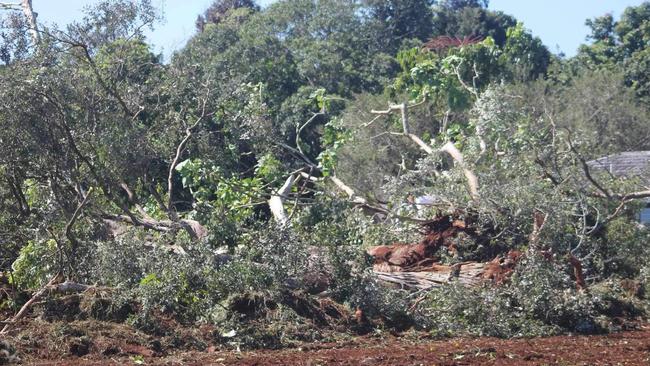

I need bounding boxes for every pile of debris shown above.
[367,214,523,289]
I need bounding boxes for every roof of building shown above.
[587,151,650,178]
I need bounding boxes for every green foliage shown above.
[317,118,353,176]
[421,253,604,338]
[175,159,262,210]
[501,22,551,80]
[577,2,650,100]
[362,0,435,54]
[640,265,650,300]
[432,0,516,46]
[510,254,600,331]
[11,239,58,289]
[395,23,548,106]
[598,217,650,277]
[196,0,260,31]
[423,283,558,337]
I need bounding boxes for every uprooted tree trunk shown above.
[368,211,589,291]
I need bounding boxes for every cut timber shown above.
[367,214,517,289]
[375,262,486,289]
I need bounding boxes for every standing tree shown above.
[362,0,435,54]
[195,0,259,31]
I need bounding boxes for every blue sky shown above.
[31,0,647,58]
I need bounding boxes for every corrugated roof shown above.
[587,151,650,178]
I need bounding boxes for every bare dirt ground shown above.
[20,326,650,365]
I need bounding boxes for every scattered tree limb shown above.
[0,274,60,335]
[269,174,296,226]
[52,281,93,293]
[0,277,102,335]
[100,213,174,232]
[440,142,479,200]
[371,102,479,200]
[329,176,367,204]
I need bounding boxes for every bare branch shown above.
[276,142,318,168]
[440,142,479,200]
[371,102,410,134]
[167,94,211,219]
[295,112,324,156]
[566,137,612,199]
[268,174,296,226]
[64,187,93,246]
[372,103,479,200]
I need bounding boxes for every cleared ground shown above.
[20,326,650,366]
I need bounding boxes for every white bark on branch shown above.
[440,142,479,200]
[329,176,367,204]
[21,0,39,44]
[371,102,480,200]
[269,174,296,226]
[168,111,207,218]
[0,1,38,43]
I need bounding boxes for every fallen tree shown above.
[367,213,586,291]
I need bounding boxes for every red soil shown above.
[25,326,650,366]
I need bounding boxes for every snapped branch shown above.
[371,102,480,200]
